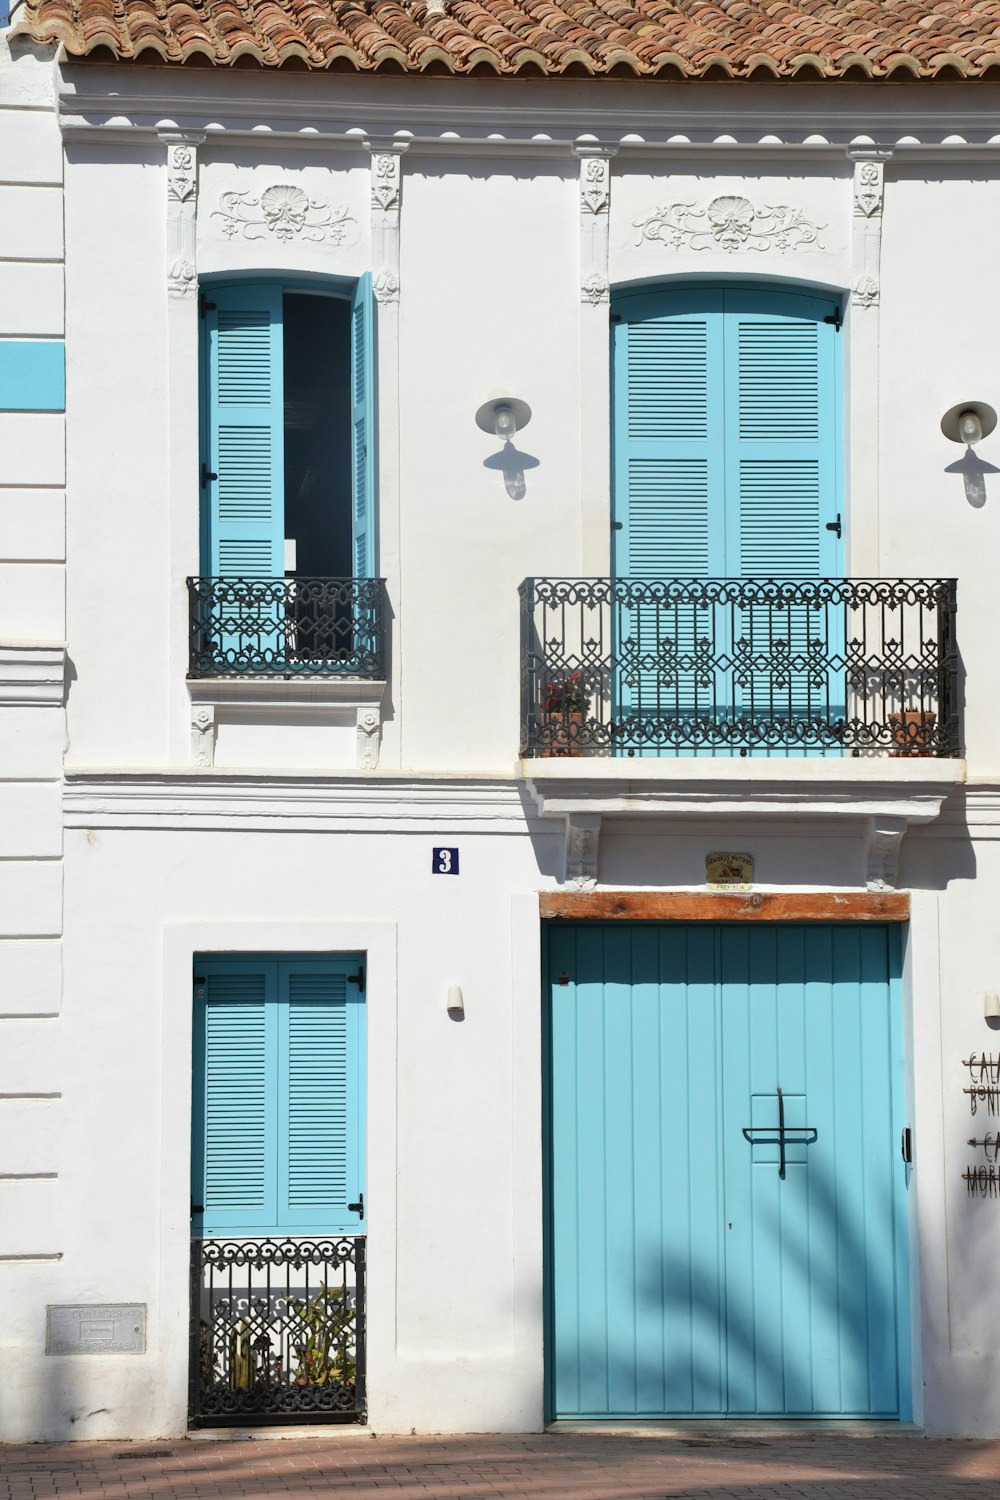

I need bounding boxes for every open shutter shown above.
[351,274,376,580]
[724,289,842,740]
[205,285,285,578]
[202,285,285,665]
[612,291,726,744]
[193,962,279,1236]
[278,962,364,1233]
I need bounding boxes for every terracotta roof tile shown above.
[13,0,1000,74]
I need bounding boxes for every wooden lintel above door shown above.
[539,890,910,923]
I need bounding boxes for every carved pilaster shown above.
[356,705,381,769]
[565,813,601,889]
[865,814,907,892]
[191,704,216,767]
[574,145,616,305]
[850,152,888,310]
[160,130,206,298]
[365,140,408,303]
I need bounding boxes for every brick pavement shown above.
[4,1431,1000,1500]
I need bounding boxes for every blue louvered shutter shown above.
[203,284,285,665]
[278,962,365,1233]
[193,957,365,1237]
[723,289,842,738]
[205,285,285,578]
[612,290,726,741]
[351,275,376,580]
[193,962,279,1236]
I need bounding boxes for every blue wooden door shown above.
[546,923,909,1420]
[192,956,366,1238]
[611,286,842,754]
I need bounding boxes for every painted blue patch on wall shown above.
[0,341,66,411]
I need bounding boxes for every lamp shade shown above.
[941,400,997,444]
[475,394,532,436]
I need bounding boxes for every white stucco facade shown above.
[4,30,1000,1441]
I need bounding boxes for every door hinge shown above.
[901,1127,913,1164]
[823,307,842,332]
[825,513,842,539]
[610,313,622,324]
[199,293,217,319]
[348,1192,365,1218]
[348,965,365,990]
[200,462,218,489]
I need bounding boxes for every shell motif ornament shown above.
[212,182,358,246]
[635,195,825,254]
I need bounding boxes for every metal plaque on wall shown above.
[46,1303,146,1355]
[706,851,754,891]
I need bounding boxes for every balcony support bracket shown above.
[191,702,217,768]
[356,705,382,770]
[565,812,602,890]
[865,813,909,892]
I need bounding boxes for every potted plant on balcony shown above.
[889,708,937,756]
[543,672,587,757]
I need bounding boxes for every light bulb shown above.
[493,404,517,442]
[959,409,983,446]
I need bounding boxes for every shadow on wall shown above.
[900,787,977,891]
[945,448,1000,509]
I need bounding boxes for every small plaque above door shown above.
[706,852,754,891]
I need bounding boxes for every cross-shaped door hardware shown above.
[741,1085,818,1178]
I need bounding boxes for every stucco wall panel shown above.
[0,563,64,641]
[0,109,62,185]
[0,783,61,857]
[0,939,62,1015]
[0,414,64,486]
[0,185,63,259]
[0,709,64,779]
[0,265,64,336]
[0,490,66,561]
[0,863,62,936]
[397,159,579,771]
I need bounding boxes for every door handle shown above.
[348,1192,365,1219]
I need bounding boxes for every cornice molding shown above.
[62,770,544,833]
[0,644,66,707]
[53,70,1000,154]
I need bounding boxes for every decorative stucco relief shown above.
[167,143,196,203]
[373,268,400,303]
[161,131,205,298]
[854,159,884,218]
[580,157,610,214]
[853,274,880,308]
[212,184,358,245]
[635,195,825,253]
[581,272,609,305]
[370,152,401,211]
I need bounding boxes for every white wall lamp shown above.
[941,401,997,446]
[446,985,465,1021]
[984,991,1000,1021]
[476,393,532,500]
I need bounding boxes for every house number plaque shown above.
[46,1303,146,1355]
[706,852,754,891]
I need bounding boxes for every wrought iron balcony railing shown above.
[189,1236,365,1425]
[188,577,386,679]
[520,577,959,758]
